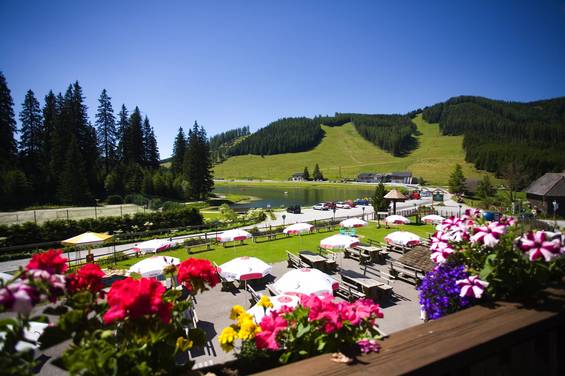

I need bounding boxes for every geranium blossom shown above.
[66,264,105,294]
[516,231,562,262]
[26,249,68,275]
[255,311,288,350]
[301,293,342,333]
[456,275,489,299]
[471,222,506,247]
[177,258,219,293]
[103,277,172,324]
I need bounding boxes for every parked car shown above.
[354,198,369,206]
[345,200,356,208]
[335,201,351,209]
[313,203,329,210]
[286,205,301,214]
[409,191,421,200]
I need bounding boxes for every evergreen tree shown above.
[123,107,144,165]
[448,164,466,194]
[41,91,59,198]
[303,166,310,180]
[19,90,43,159]
[476,175,496,199]
[0,72,17,170]
[313,163,324,181]
[183,121,214,200]
[116,104,129,161]
[171,127,186,174]
[0,169,31,209]
[95,89,117,174]
[58,136,90,204]
[371,182,389,218]
[143,116,160,169]
[49,92,67,190]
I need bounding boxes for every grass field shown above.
[113,223,435,269]
[213,115,491,186]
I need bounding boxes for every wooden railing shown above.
[256,286,565,375]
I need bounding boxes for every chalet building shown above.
[289,172,306,182]
[389,171,413,184]
[357,173,385,183]
[525,172,565,216]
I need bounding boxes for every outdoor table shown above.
[341,273,381,300]
[299,251,327,270]
[355,245,384,263]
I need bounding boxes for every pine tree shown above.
[19,90,43,159]
[303,166,310,180]
[448,164,466,194]
[49,92,67,190]
[371,182,389,217]
[95,89,117,174]
[476,175,495,199]
[0,72,17,170]
[183,121,214,200]
[143,116,160,169]
[313,163,324,181]
[58,136,90,204]
[116,105,129,161]
[123,107,144,165]
[42,91,58,159]
[171,127,186,174]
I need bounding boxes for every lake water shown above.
[213,184,376,209]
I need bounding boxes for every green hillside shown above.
[213,115,491,185]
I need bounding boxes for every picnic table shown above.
[341,271,393,301]
[299,251,327,270]
[355,245,387,263]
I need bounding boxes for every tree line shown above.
[422,95,565,184]
[0,72,213,209]
[209,126,250,163]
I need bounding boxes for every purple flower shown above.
[357,338,381,353]
[456,275,489,299]
[0,281,39,315]
[471,222,506,247]
[516,231,562,262]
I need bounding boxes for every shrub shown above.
[106,195,123,205]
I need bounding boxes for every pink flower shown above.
[456,275,489,299]
[437,217,463,232]
[357,338,381,353]
[0,281,40,315]
[517,231,562,262]
[301,293,343,333]
[471,222,506,247]
[463,208,481,219]
[27,269,66,302]
[430,242,455,264]
[498,216,516,227]
[430,231,450,251]
[256,311,288,350]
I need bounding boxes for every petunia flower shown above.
[456,275,489,299]
[357,338,381,354]
[516,231,562,262]
[430,242,455,264]
[471,222,506,247]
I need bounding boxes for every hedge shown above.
[0,207,203,247]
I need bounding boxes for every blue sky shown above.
[1,0,565,157]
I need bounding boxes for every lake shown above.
[213,184,376,209]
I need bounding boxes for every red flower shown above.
[177,258,219,293]
[103,277,172,325]
[256,311,288,350]
[26,249,68,275]
[67,264,105,294]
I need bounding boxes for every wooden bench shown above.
[344,247,370,265]
[388,261,425,285]
[287,251,305,269]
[386,243,408,255]
[336,281,366,302]
[186,241,213,254]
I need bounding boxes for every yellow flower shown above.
[238,318,261,340]
[258,295,273,309]
[236,311,254,326]
[230,305,245,320]
[176,336,193,352]
[219,326,238,352]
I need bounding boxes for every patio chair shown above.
[246,284,261,306]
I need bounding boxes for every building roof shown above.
[292,172,305,177]
[384,189,407,200]
[526,173,565,197]
[357,173,376,178]
[398,246,435,273]
[391,171,412,177]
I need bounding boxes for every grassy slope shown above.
[213,115,489,185]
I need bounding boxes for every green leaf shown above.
[480,254,497,280]
[296,323,309,339]
[279,351,292,364]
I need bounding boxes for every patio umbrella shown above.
[384,231,421,247]
[61,232,114,265]
[320,234,360,250]
[283,223,314,235]
[216,229,252,243]
[421,214,445,225]
[217,256,272,282]
[385,215,410,224]
[132,238,173,255]
[273,268,339,296]
[247,294,300,323]
[339,218,368,228]
[128,256,180,278]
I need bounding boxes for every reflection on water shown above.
[213,184,375,209]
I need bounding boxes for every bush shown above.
[124,193,147,206]
[106,195,123,205]
[161,201,184,212]
[149,198,163,211]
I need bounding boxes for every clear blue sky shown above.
[1,0,565,158]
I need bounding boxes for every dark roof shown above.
[358,173,376,178]
[398,246,435,273]
[526,173,565,197]
[292,172,305,177]
[390,171,412,177]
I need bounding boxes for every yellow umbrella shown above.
[62,232,113,265]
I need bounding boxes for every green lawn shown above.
[213,115,493,186]
[113,223,435,269]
